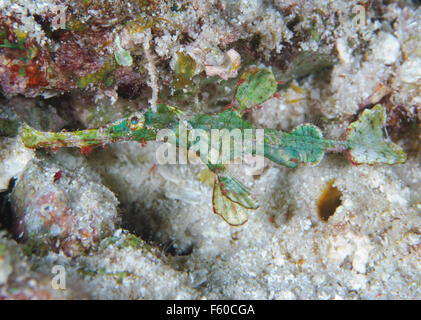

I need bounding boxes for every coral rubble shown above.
[0,0,420,300]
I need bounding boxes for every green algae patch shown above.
[0,243,6,257]
[174,52,197,89]
[235,65,277,111]
[77,58,117,89]
[100,233,150,251]
[0,119,19,137]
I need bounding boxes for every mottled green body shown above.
[188,110,253,132]
[263,126,348,168]
[19,104,179,150]
[19,104,406,225]
[18,61,406,226]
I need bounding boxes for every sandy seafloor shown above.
[0,0,420,299]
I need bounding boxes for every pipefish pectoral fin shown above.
[217,173,259,210]
[211,173,259,226]
[212,179,248,226]
[212,176,249,226]
[346,105,407,165]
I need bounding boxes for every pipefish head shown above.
[106,104,180,142]
[107,112,147,138]
[127,112,146,131]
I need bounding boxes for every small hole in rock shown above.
[0,178,16,232]
[317,181,342,222]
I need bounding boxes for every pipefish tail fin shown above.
[211,172,259,226]
[346,104,407,165]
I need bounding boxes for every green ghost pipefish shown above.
[19,104,406,226]
[18,67,406,226]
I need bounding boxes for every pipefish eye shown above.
[128,113,145,131]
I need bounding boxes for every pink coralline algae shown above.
[10,160,119,257]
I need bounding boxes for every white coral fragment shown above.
[336,37,353,64]
[371,32,401,65]
[205,49,241,80]
[0,137,34,192]
[400,57,421,83]
[114,35,133,67]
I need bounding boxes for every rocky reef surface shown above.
[0,0,420,299]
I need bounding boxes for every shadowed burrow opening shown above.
[0,178,16,232]
[120,201,194,258]
[317,180,342,222]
